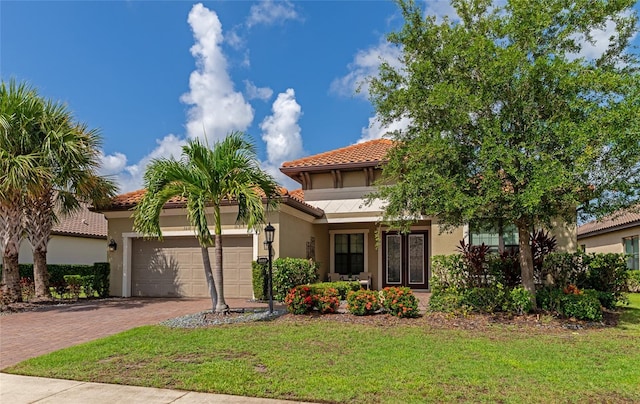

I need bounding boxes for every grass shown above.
[5,295,640,403]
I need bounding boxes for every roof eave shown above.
[577,220,640,239]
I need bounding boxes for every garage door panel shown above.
[132,236,253,298]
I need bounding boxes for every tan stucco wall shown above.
[342,170,367,188]
[19,235,107,265]
[431,222,465,256]
[550,221,577,252]
[578,226,639,254]
[310,172,333,189]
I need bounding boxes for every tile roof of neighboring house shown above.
[280,138,395,173]
[577,205,640,238]
[102,187,324,218]
[53,202,107,239]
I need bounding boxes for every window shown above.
[470,223,519,253]
[580,244,586,252]
[334,233,364,276]
[624,236,639,270]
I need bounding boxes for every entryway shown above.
[382,231,429,289]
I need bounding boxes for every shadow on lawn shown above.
[618,304,640,330]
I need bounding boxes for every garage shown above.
[131,235,254,298]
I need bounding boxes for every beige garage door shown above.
[131,236,254,298]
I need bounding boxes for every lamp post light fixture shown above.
[107,239,117,252]
[264,223,275,314]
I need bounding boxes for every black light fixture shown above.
[108,238,117,252]
[264,223,276,313]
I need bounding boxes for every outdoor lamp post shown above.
[264,223,275,313]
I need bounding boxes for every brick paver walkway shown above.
[0,297,271,369]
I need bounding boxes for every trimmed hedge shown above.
[252,261,268,301]
[309,281,361,300]
[1,263,110,298]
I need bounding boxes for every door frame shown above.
[381,230,429,290]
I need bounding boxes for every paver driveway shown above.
[0,297,264,369]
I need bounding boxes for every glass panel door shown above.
[386,234,402,284]
[408,234,425,284]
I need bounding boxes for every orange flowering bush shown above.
[346,289,380,316]
[563,284,583,295]
[284,285,315,314]
[379,286,420,318]
[316,287,340,314]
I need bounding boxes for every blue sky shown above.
[2,1,638,193]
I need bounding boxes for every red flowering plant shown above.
[346,289,380,316]
[284,285,315,314]
[379,286,420,318]
[316,287,340,314]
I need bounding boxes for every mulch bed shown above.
[3,298,620,332]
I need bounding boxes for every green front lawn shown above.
[6,295,640,403]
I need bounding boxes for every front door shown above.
[382,231,429,289]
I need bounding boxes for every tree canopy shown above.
[368,0,640,298]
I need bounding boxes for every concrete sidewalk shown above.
[0,373,311,404]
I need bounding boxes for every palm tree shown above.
[0,79,117,301]
[134,133,279,313]
[0,80,51,301]
[23,108,117,299]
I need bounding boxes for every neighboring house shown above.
[578,207,640,270]
[99,139,577,299]
[19,202,108,265]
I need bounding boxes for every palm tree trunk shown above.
[213,234,228,313]
[2,244,22,303]
[1,201,23,303]
[25,190,53,299]
[517,220,537,309]
[201,246,217,312]
[33,247,51,299]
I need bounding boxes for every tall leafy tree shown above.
[368,0,640,302]
[0,79,116,301]
[133,133,279,313]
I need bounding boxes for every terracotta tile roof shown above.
[281,138,395,171]
[102,187,324,218]
[578,205,640,238]
[53,202,107,239]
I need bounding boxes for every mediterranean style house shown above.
[19,202,107,265]
[578,206,640,270]
[100,139,577,299]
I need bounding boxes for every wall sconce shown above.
[108,239,118,252]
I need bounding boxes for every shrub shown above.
[506,286,533,315]
[536,287,565,313]
[64,275,83,299]
[561,290,603,321]
[284,285,315,314]
[346,289,380,315]
[581,253,628,304]
[20,277,35,301]
[310,281,360,300]
[379,287,420,318]
[316,288,340,314]
[627,270,640,292]
[82,275,95,298]
[462,284,508,313]
[457,240,491,287]
[428,288,471,316]
[92,262,110,298]
[431,254,467,291]
[272,258,319,302]
[252,261,268,301]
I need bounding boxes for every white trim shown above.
[121,228,254,298]
[463,223,470,244]
[329,229,369,275]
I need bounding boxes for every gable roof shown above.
[280,138,394,176]
[577,205,640,238]
[101,187,324,218]
[53,202,107,239]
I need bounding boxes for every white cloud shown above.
[105,3,258,193]
[359,114,411,143]
[330,39,403,100]
[568,17,634,61]
[98,152,127,176]
[260,89,304,189]
[180,3,254,142]
[247,0,301,28]
[244,80,273,101]
[420,0,460,22]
